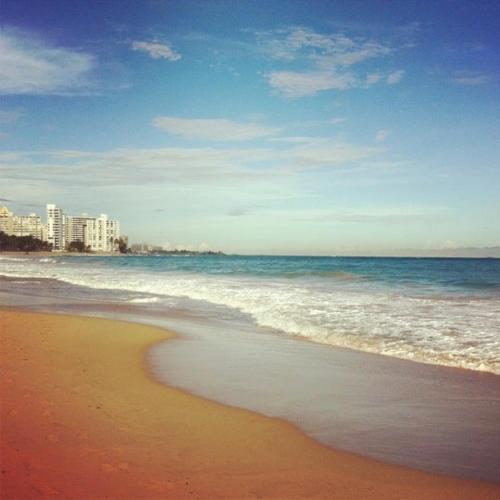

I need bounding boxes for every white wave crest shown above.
[1,257,499,374]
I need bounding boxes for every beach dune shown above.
[1,309,498,499]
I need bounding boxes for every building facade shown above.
[84,214,120,252]
[0,207,14,235]
[46,204,65,250]
[2,204,121,252]
[65,214,93,247]
[1,206,46,240]
[13,213,45,240]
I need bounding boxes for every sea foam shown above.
[1,255,499,374]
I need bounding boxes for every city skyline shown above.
[1,0,499,255]
[1,203,120,252]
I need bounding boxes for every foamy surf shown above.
[0,255,499,374]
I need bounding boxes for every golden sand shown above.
[1,308,498,499]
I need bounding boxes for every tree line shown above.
[0,231,53,252]
[1,231,130,254]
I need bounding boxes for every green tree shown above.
[0,231,52,252]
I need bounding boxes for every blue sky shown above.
[1,0,499,254]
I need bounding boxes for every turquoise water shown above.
[1,255,499,373]
[62,254,500,292]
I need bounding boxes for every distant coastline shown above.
[1,249,499,258]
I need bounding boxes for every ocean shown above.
[1,254,499,373]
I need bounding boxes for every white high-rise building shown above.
[46,204,65,250]
[65,214,93,247]
[84,213,120,252]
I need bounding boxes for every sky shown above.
[0,0,499,255]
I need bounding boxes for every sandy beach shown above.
[1,308,498,499]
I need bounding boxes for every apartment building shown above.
[13,213,46,240]
[65,214,93,247]
[46,204,65,250]
[3,204,121,252]
[84,214,120,252]
[0,206,14,235]
[1,206,46,240]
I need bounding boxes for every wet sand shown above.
[1,308,499,499]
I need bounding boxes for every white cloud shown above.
[152,116,279,141]
[0,147,271,187]
[268,70,355,98]
[260,27,391,66]
[0,27,95,95]
[387,70,405,85]
[0,136,383,190]
[268,136,324,144]
[366,72,382,85]
[131,40,181,61]
[452,71,491,86]
[289,143,382,168]
[375,129,390,143]
[330,117,348,124]
[291,206,450,224]
[258,27,404,98]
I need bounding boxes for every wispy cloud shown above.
[152,116,279,141]
[0,135,384,190]
[387,69,404,85]
[288,143,382,168]
[452,71,492,86]
[268,70,355,98]
[375,129,390,143]
[330,117,348,124]
[0,109,24,124]
[291,205,451,224]
[131,40,181,61]
[366,72,382,86]
[259,27,391,64]
[259,27,406,98]
[0,147,272,187]
[0,27,95,95]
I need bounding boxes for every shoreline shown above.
[1,307,499,498]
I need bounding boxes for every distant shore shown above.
[1,307,498,498]
[0,250,120,257]
[2,249,499,258]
